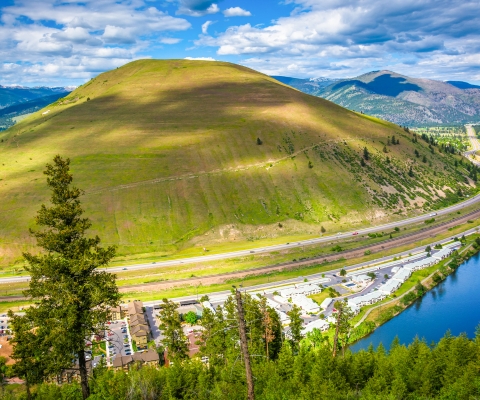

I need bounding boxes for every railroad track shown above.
[2,208,479,302]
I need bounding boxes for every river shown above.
[350,252,480,352]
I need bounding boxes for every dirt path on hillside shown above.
[117,208,480,293]
[83,138,374,196]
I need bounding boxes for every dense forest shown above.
[6,328,479,399]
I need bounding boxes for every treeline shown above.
[10,288,480,400]
[11,329,480,399]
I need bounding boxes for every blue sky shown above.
[1,0,479,86]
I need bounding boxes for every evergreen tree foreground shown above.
[9,156,120,399]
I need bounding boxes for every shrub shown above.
[184,311,198,325]
[401,291,417,305]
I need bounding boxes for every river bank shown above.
[347,239,480,351]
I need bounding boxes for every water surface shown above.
[350,253,480,352]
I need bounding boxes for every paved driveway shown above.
[145,306,163,346]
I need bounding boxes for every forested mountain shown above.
[0,86,70,109]
[0,86,71,131]
[271,76,338,95]
[276,71,480,126]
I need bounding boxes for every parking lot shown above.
[105,319,133,365]
[0,316,10,335]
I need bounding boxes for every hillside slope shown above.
[315,71,480,125]
[0,60,471,266]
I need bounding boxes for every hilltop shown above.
[277,71,480,126]
[0,60,471,266]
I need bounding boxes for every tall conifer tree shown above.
[21,155,120,399]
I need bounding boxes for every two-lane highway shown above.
[101,192,480,273]
[2,192,480,284]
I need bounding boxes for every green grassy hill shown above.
[0,60,472,267]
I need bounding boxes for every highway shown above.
[3,192,479,285]
[2,124,480,284]
[107,193,479,272]
[464,124,480,165]
[141,228,474,308]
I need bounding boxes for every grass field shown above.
[0,59,473,268]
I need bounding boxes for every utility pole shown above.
[234,286,255,400]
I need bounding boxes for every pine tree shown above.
[7,313,48,400]
[260,298,275,360]
[287,305,303,350]
[408,166,414,177]
[198,305,229,366]
[22,155,120,400]
[363,147,370,161]
[158,298,189,361]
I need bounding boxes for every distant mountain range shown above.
[271,76,340,95]
[0,86,72,130]
[0,85,72,109]
[273,71,480,126]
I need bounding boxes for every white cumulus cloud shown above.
[0,0,191,85]
[202,21,214,34]
[223,7,251,17]
[184,57,216,61]
[196,0,480,81]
